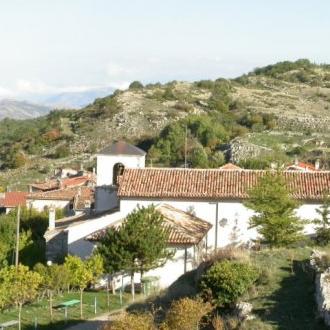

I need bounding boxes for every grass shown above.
[129,246,329,329]
[246,247,327,330]
[0,290,131,330]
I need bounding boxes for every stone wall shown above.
[310,250,330,326]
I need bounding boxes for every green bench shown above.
[56,299,80,321]
[0,320,19,329]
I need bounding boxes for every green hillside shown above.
[1,59,330,189]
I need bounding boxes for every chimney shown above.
[92,167,96,175]
[270,162,277,170]
[48,207,56,230]
[57,178,63,189]
[294,156,299,166]
[315,159,320,170]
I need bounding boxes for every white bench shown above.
[0,320,19,329]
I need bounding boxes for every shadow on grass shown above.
[23,319,108,330]
[127,266,201,323]
[253,259,327,330]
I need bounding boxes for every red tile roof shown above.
[117,168,330,201]
[27,186,94,209]
[0,192,27,208]
[87,204,211,245]
[30,175,95,191]
[286,162,317,171]
[219,163,242,170]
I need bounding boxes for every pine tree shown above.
[314,194,330,245]
[244,172,303,247]
[97,205,172,300]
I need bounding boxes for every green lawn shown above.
[245,247,328,330]
[0,290,131,330]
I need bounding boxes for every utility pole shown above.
[184,125,188,168]
[15,205,21,267]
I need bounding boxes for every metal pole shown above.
[15,205,21,267]
[184,125,188,168]
[215,203,218,250]
[94,296,97,314]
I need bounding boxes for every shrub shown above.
[315,228,330,246]
[53,145,70,158]
[162,297,212,330]
[129,81,144,90]
[104,312,155,330]
[200,260,259,307]
[206,247,250,264]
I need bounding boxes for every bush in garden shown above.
[161,297,212,330]
[104,312,156,330]
[200,260,259,307]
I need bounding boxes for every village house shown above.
[286,158,320,172]
[44,141,330,288]
[0,191,27,214]
[29,173,95,193]
[27,186,94,216]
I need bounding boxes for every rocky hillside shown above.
[1,59,330,189]
[0,99,51,120]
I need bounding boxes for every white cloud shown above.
[0,86,14,98]
[14,79,114,96]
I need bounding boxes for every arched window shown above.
[113,163,125,185]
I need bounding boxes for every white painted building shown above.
[95,141,146,212]
[45,142,330,288]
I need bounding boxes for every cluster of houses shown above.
[1,141,330,288]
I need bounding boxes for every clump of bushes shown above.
[200,260,259,307]
[106,312,156,330]
[105,298,211,330]
[129,81,144,90]
[161,297,212,330]
[53,145,70,158]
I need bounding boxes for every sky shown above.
[0,0,329,100]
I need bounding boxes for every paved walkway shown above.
[66,310,123,330]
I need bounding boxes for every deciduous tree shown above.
[0,264,41,330]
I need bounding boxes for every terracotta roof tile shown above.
[117,168,330,201]
[219,163,241,170]
[27,186,94,209]
[0,192,27,208]
[87,204,211,245]
[30,175,95,191]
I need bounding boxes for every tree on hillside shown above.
[0,264,41,330]
[97,205,172,301]
[314,194,330,245]
[129,81,144,89]
[64,254,103,318]
[244,172,303,247]
[34,263,70,320]
[65,255,93,318]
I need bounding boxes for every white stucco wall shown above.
[119,198,321,249]
[143,245,195,288]
[27,199,70,213]
[67,209,126,251]
[60,196,322,289]
[96,154,145,186]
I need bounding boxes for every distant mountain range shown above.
[0,99,51,120]
[0,87,115,120]
[34,87,115,109]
